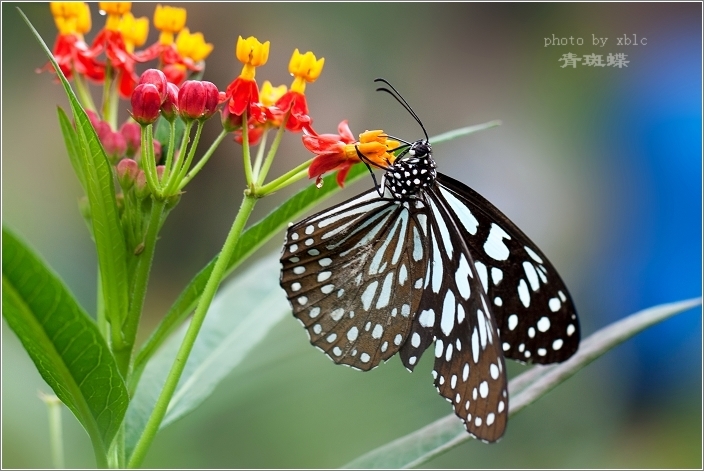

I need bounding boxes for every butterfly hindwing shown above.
[281,190,431,371]
[435,173,580,365]
[420,189,509,441]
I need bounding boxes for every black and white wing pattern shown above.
[280,189,431,371]
[435,174,580,365]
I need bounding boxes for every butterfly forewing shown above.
[436,174,580,365]
[281,190,431,371]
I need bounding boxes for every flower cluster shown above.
[223,37,324,145]
[44,2,213,101]
[44,2,383,199]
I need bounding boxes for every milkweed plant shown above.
[2,3,700,469]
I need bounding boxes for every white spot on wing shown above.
[517,279,530,307]
[524,246,544,264]
[361,281,378,311]
[537,316,551,332]
[375,272,394,309]
[347,326,359,341]
[523,261,540,291]
[455,255,472,300]
[484,223,511,261]
[491,267,503,285]
[440,291,456,336]
[419,309,435,327]
[549,297,561,312]
[508,314,518,331]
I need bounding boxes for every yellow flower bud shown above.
[75,2,92,35]
[154,4,186,33]
[236,36,270,67]
[288,49,324,94]
[260,81,287,107]
[288,49,325,82]
[119,12,149,53]
[99,2,132,15]
[176,28,214,62]
[50,2,82,19]
[100,2,131,31]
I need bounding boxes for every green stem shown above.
[178,128,228,191]
[256,115,289,186]
[257,160,312,196]
[161,119,177,180]
[242,110,254,186]
[40,393,64,469]
[127,193,258,468]
[163,120,193,193]
[166,120,203,195]
[101,65,113,124]
[115,198,167,378]
[141,124,161,198]
[251,127,269,178]
[72,71,97,114]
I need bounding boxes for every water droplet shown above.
[315,177,324,189]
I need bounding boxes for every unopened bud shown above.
[120,120,141,157]
[201,81,220,119]
[131,83,162,125]
[116,158,139,190]
[103,130,127,164]
[138,68,168,102]
[161,82,180,122]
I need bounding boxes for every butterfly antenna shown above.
[374,78,429,142]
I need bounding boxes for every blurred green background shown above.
[3,2,701,468]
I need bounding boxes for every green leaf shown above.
[124,253,288,457]
[57,106,86,192]
[130,121,501,388]
[342,298,702,469]
[130,163,366,387]
[2,227,129,467]
[20,10,129,328]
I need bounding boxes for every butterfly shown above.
[279,79,580,442]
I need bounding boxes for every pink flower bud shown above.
[103,130,127,164]
[178,80,206,120]
[161,82,180,122]
[202,81,220,119]
[139,69,168,102]
[120,120,141,157]
[131,83,162,126]
[116,158,139,190]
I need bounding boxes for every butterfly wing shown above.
[280,189,431,371]
[399,190,509,441]
[435,173,580,365]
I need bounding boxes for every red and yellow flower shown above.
[275,49,324,133]
[42,2,105,82]
[225,36,270,121]
[304,121,398,187]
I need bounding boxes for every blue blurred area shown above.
[594,24,702,406]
